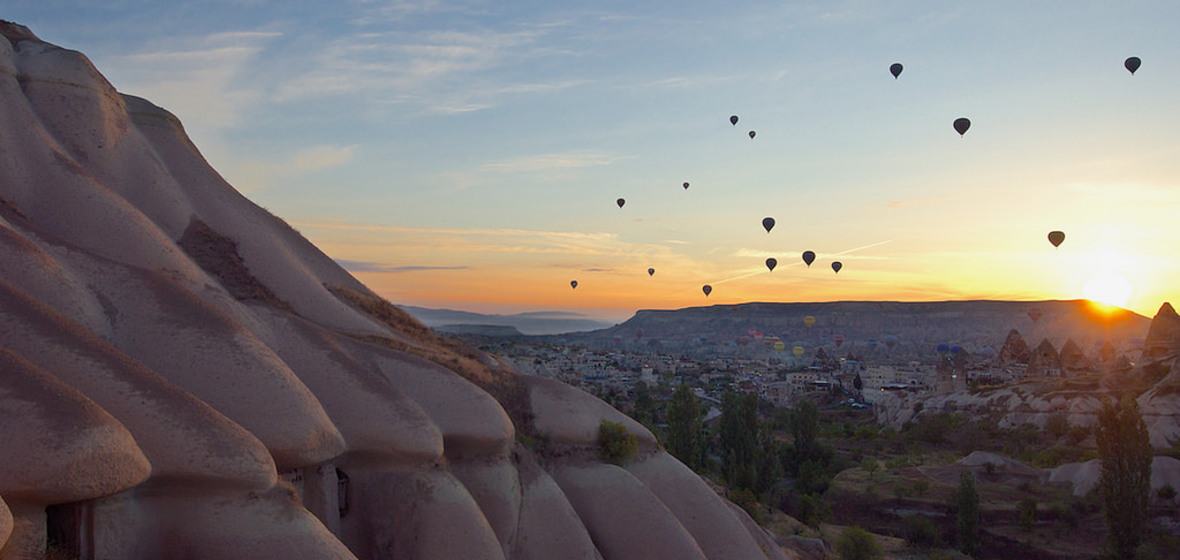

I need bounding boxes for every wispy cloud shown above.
[293,145,356,171]
[481,151,622,173]
[335,259,469,273]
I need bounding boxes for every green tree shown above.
[837,525,882,560]
[1018,497,1038,532]
[954,471,979,556]
[665,383,703,470]
[1095,396,1153,560]
[719,391,759,490]
[598,419,638,465]
[861,457,880,480]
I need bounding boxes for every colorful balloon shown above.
[890,62,903,78]
[793,346,805,357]
[953,117,971,137]
[834,334,845,347]
[1027,307,1043,323]
[802,251,816,267]
[804,316,816,328]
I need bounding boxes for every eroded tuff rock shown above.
[0,21,784,560]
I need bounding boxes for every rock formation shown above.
[1143,302,1180,360]
[0,22,785,560]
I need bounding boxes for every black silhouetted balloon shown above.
[890,63,903,78]
[570,280,578,289]
[953,118,971,137]
[648,268,655,276]
[683,182,690,190]
[702,284,712,296]
[616,198,625,208]
[730,115,739,125]
[831,261,842,274]
[802,251,815,267]
[749,130,756,139]
[1048,230,1065,248]
[1125,56,1141,75]
[762,217,775,233]
[766,258,777,272]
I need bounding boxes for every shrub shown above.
[598,419,638,465]
[1019,497,1038,531]
[837,525,882,560]
[1158,484,1177,501]
[903,514,940,548]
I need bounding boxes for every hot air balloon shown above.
[884,334,898,350]
[831,261,842,274]
[1048,230,1065,248]
[616,198,625,208]
[730,115,739,125]
[834,334,845,347]
[1125,56,1141,75]
[648,268,655,276]
[765,258,777,272]
[937,343,950,354]
[804,316,816,328]
[762,217,775,233]
[793,346,805,357]
[749,130,756,139]
[890,62,903,78]
[683,182,690,190]
[570,280,578,289]
[702,284,712,296]
[953,117,971,137]
[802,251,816,267]
[774,341,786,352]
[1027,307,1043,323]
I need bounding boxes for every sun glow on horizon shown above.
[1082,271,1134,309]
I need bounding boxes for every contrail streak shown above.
[710,240,893,285]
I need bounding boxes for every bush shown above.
[903,514,940,548]
[1158,484,1177,501]
[1019,497,1038,531]
[598,419,638,465]
[837,525,883,560]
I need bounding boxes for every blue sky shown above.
[9,1,1180,321]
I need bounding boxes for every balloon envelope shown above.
[730,115,739,125]
[834,334,845,347]
[749,130,756,139]
[648,268,655,276]
[570,280,578,289]
[1125,56,1141,74]
[616,198,625,208]
[765,258,777,272]
[802,250,816,266]
[774,341,786,352]
[831,261,842,273]
[890,62,903,78]
[953,117,971,136]
[702,284,712,296]
[1027,307,1043,322]
[1048,230,1065,247]
[762,217,775,232]
[683,182,690,189]
[793,346,805,357]
[804,316,816,328]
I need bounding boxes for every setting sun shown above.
[1082,272,1134,308]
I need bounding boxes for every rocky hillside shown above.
[0,22,787,560]
[564,300,1149,356]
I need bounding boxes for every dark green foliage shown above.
[1045,412,1071,439]
[665,383,703,470]
[912,477,930,498]
[598,419,638,465]
[795,493,832,528]
[1158,484,1177,501]
[719,391,760,489]
[954,471,979,555]
[729,487,764,525]
[1096,396,1153,560]
[903,514,940,548]
[1019,497,1038,531]
[904,412,964,445]
[836,525,882,560]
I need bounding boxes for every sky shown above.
[9,1,1180,323]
